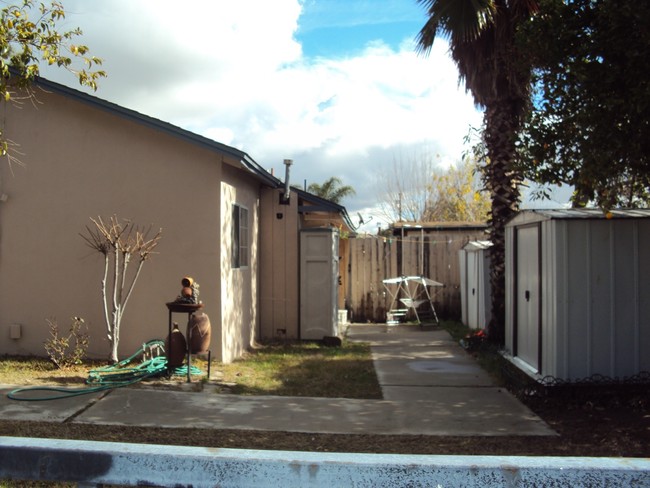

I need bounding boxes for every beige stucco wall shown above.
[0,87,259,363]
[219,165,261,363]
[259,187,299,340]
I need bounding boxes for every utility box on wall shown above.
[300,228,339,340]
[505,209,650,381]
[459,240,491,330]
[9,323,21,339]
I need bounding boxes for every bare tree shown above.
[376,148,439,222]
[81,216,162,363]
[376,149,488,223]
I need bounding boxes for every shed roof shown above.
[509,209,650,226]
[296,188,355,232]
[535,208,650,219]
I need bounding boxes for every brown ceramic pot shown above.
[165,323,186,367]
[188,312,211,354]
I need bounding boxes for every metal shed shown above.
[459,241,492,330]
[505,209,650,381]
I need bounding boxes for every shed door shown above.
[515,225,540,371]
[466,251,480,329]
[300,229,339,340]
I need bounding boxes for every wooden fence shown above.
[344,229,488,323]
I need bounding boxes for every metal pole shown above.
[420,227,424,276]
[400,225,404,276]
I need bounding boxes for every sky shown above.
[38,0,488,232]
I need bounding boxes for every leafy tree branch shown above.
[0,0,106,163]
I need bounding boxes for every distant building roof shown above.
[390,221,488,235]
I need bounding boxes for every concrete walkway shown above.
[0,324,554,436]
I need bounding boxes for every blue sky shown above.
[37,0,491,230]
[297,0,428,57]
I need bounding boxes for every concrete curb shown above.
[2,436,650,487]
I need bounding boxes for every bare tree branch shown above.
[81,215,162,363]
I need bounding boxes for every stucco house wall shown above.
[220,165,261,363]
[259,187,300,340]
[0,80,275,363]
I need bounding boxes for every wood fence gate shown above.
[344,228,488,323]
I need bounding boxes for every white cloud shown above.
[40,0,482,215]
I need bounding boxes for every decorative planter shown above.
[165,323,186,367]
[188,312,211,354]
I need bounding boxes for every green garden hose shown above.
[7,340,204,401]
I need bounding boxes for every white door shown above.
[466,251,480,329]
[300,229,339,340]
[516,225,540,370]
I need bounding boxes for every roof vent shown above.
[282,159,293,204]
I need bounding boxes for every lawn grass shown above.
[215,340,382,399]
[0,339,382,400]
[0,356,103,387]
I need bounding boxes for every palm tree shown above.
[307,177,356,204]
[416,0,539,344]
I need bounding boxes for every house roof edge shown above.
[31,76,281,188]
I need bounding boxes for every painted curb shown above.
[1,436,649,487]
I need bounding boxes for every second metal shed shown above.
[459,240,492,330]
[505,209,650,381]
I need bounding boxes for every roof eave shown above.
[296,188,355,231]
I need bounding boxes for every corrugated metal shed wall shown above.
[506,210,650,381]
[542,218,560,378]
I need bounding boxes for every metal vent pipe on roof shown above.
[283,159,293,202]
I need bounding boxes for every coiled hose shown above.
[7,340,204,401]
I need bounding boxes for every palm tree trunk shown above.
[483,100,521,345]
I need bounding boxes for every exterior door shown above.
[466,250,480,329]
[300,228,339,340]
[515,225,540,371]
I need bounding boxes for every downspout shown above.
[281,158,295,338]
